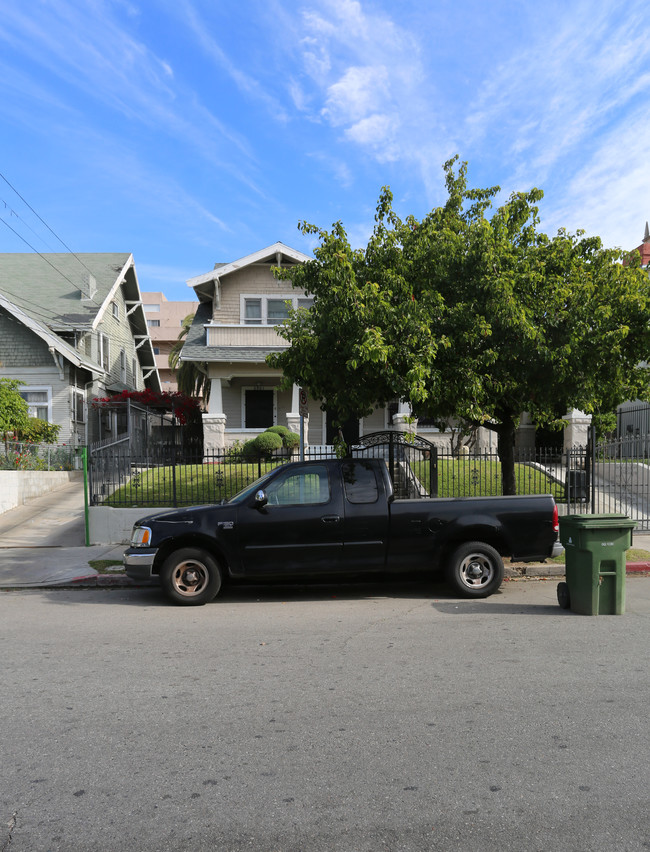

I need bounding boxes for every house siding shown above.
[0,309,52,367]
[215,266,300,324]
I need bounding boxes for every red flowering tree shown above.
[92,389,201,425]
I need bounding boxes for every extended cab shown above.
[123,458,561,605]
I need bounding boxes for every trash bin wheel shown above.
[557,581,570,609]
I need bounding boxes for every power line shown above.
[1,198,59,252]
[0,213,94,296]
[0,170,98,281]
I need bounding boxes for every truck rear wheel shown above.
[160,547,222,606]
[445,542,504,598]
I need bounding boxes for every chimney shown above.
[80,273,97,301]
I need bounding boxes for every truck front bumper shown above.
[123,548,159,581]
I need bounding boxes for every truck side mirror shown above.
[254,489,268,508]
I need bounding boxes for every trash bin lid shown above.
[560,513,636,530]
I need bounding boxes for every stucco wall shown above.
[0,470,83,514]
[88,506,173,545]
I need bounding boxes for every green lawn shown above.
[103,456,565,508]
[105,461,278,507]
[413,458,565,500]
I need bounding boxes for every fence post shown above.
[171,443,177,507]
[81,447,90,546]
[430,447,438,498]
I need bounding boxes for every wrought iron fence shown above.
[0,440,79,471]
[563,436,650,529]
[89,439,570,509]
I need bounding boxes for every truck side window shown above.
[342,461,378,504]
[265,464,330,506]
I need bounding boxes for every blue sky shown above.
[1,0,649,301]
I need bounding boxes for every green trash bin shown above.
[558,514,636,615]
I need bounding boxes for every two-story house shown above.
[181,242,422,452]
[0,253,160,445]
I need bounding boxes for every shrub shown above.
[265,425,300,450]
[241,438,260,461]
[18,418,61,444]
[253,431,283,455]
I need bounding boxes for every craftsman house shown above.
[181,242,433,451]
[0,253,160,445]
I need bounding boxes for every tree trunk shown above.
[497,417,517,496]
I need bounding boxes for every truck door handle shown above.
[321,515,341,524]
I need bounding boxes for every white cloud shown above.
[323,65,390,126]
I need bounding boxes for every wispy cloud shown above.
[0,1,262,191]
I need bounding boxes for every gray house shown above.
[0,253,160,445]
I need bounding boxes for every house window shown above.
[143,304,160,312]
[99,333,110,371]
[72,389,85,423]
[147,319,160,327]
[153,347,160,355]
[244,298,262,325]
[111,301,119,319]
[120,349,126,382]
[132,358,137,383]
[243,388,275,428]
[241,295,308,325]
[19,387,51,421]
[267,299,291,325]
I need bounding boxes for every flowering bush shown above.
[0,437,76,470]
[92,389,201,425]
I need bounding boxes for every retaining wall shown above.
[0,470,83,515]
[88,506,175,545]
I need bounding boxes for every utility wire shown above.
[1,198,59,252]
[0,169,98,281]
[0,213,92,295]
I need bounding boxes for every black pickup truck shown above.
[123,457,561,605]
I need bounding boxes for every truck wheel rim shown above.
[458,553,493,588]
[171,560,209,597]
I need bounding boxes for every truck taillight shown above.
[552,503,559,533]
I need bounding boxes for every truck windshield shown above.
[226,470,277,505]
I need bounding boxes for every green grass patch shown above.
[412,459,565,500]
[88,559,124,573]
[104,462,279,508]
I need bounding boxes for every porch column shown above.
[392,400,417,434]
[286,384,308,446]
[563,409,592,450]
[202,377,227,452]
[515,412,536,452]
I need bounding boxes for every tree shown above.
[269,157,650,494]
[0,379,30,436]
[168,312,210,405]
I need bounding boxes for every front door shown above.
[236,462,344,576]
[326,412,360,446]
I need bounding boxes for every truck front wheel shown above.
[160,547,222,606]
[445,542,504,598]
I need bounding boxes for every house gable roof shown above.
[187,242,312,302]
[0,252,160,390]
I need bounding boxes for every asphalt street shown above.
[1,578,650,851]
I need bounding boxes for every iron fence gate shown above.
[563,435,650,529]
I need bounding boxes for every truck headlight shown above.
[131,526,153,547]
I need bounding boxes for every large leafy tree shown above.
[269,157,650,494]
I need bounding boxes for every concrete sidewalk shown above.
[0,480,132,588]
